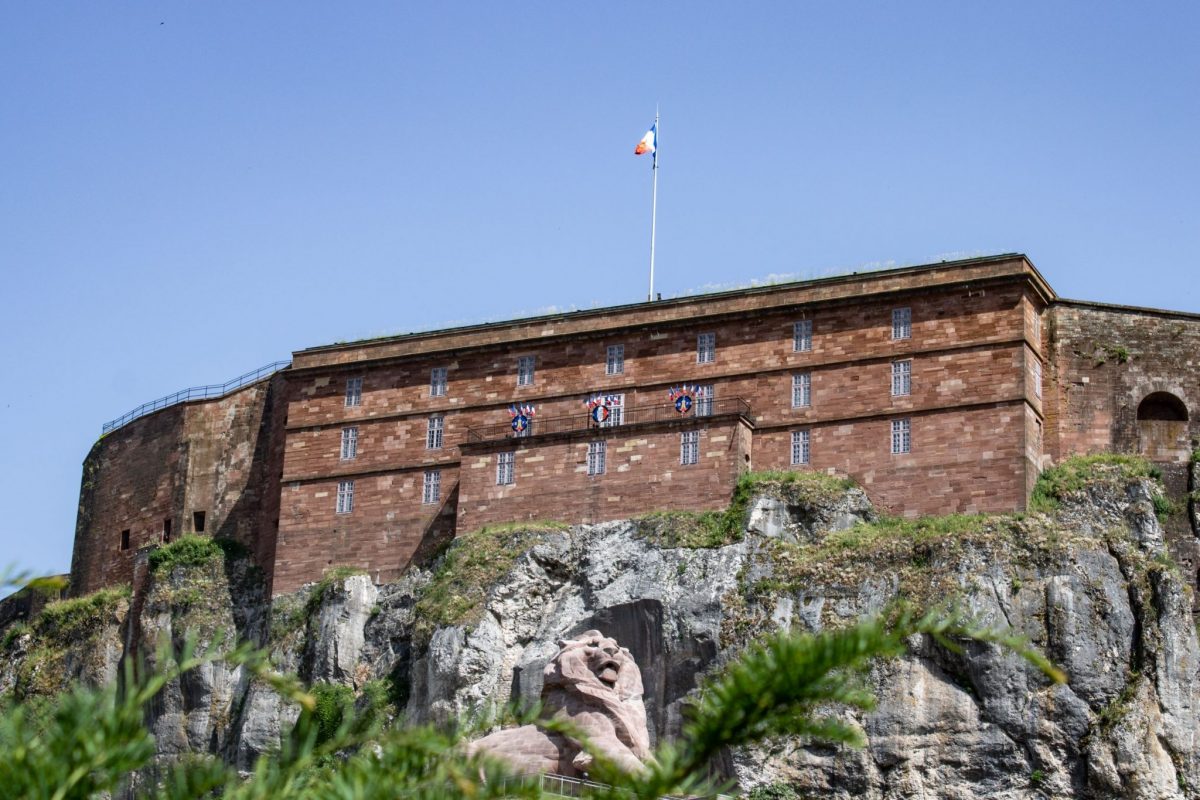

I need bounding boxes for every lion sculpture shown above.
[468,630,652,777]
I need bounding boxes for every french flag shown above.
[634,123,657,155]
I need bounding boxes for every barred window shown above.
[697,332,716,364]
[680,430,699,465]
[892,307,912,340]
[791,430,810,465]
[587,441,606,476]
[426,415,444,449]
[600,394,624,428]
[791,372,811,408]
[423,470,441,504]
[891,360,912,397]
[336,480,354,514]
[1032,359,1042,399]
[340,426,358,460]
[606,344,625,375]
[430,367,448,397]
[517,356,535,386]
[345,377,363,407]
[891,419,911,454]
[793,320,813,352]
[496,452,514,485]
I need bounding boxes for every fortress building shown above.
[69,254,1200,598]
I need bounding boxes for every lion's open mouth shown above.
[597,658,621,686]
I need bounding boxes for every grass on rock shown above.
[1029,454,1161,514]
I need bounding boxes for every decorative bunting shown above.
[509,403,536,434]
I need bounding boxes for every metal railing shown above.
[466,398,754,443]
[499,772,732,799]
[101,360,291,434]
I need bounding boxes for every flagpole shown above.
[648,110,659,302]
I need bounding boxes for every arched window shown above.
[1136,392,1188,422]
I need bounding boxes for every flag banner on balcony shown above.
[584,394,621,425]
[668,384,705,414]
[509,404,536,434]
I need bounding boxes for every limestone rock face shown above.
[6,470,1200,798]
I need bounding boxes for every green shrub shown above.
[749,784,801,800]
[309,682,355,746]
[1030,454,1159,513]
[33,585,129,641]
[148,535,247,574]
[412,524,564,644]
[639,469,857,549]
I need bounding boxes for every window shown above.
[680,430,699,465]
[192,511,206,533]
[892,308,912,340]
[120,529,130,551]
[697,332,716,364]
[891,418,911,454]
[600,394,625,428]
[695,384,714,417]
[430,367,448,397]
[891,360,912,397]
[791,430,810,465]
[517,356,535,386]
[426,415,444,449]
[1032,359,1042,399]
[606,344,625,375]
[162,518,172,544]
[345,377,363,407]
[423,469,441,504]
[336,480,354,514]
[341,426,359,460]
[497,452,515,485]
[793,320,813,352]
[791,372,811,408]
[587,441,606,476]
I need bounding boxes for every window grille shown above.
[606,344,625,375]
[791,430,810,465]
[426,415,444,449]
[423,470,441,504]
[891,419,911,454]
[680,430,699,465]
[336,480,354,514]
[517,356,535,386]
[587,441,606,476]
[696,332,716,364]
[892,308,912,340]
[345,377,363,407]
[793,320,813,352]
[792,372,811,408]
[600,394,624,427]
[430,367,448,397]
[891,360,912,396]
[695,384,714,417]
[497,452,515,485]
[341,426,358,460]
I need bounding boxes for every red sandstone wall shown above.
[456,418,750,531]
[69,378,285,597]
[1048,303,1200,461]
[750,404,1030,516]
[271,465,459,595]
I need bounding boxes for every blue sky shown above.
[2,2,1198,577]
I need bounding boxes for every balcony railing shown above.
[101,360,291,435]
[465,397,753,444]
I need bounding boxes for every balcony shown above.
[465,397,754,443]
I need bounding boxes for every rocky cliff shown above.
[3,461,1199,799]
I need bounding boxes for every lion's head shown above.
[541,630,651,762]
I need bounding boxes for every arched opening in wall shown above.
[1136,392,1190,461]
[1137,392,1189,422]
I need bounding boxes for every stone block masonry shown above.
[69,253,1200,600]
